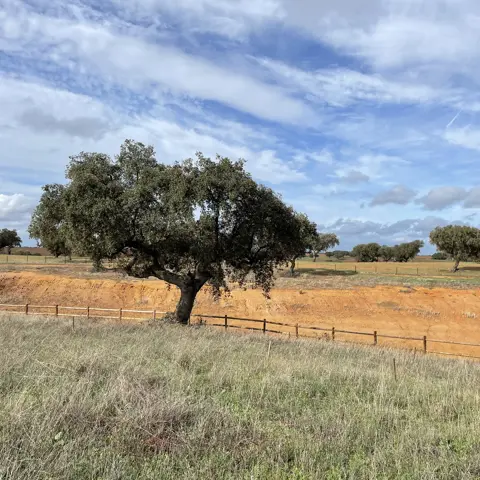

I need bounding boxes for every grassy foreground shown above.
[1,316,480,479]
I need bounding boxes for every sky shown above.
[1,0,479,252]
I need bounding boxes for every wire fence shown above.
[2,254,479,278]
[1,302,479,360]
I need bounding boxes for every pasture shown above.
[1,314,480,479]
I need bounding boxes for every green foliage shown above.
[14,251,42,256]
[379,245,396,262]
[29,184,72,258]
[31,140,311,323]
[432,252,449,260]
[351,243,381,262]
[392,240,424,262]
[289,213,318,274]
[310,234,340,261]
[430,226,480,272]
[328,250,350,260]
[0,228,21,254]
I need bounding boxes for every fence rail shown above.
[0,303,479,360]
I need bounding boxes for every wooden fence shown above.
[0,303,479,360]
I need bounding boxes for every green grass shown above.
[1,315,480,479]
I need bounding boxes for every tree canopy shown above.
[310,234,339,262]
[379,245,396,262]
[392,240,424,262]
[430,225,480,272]
[0,228,21,254]
[30,140,313,323]
[351,243,381,262]
[29,184,72,258]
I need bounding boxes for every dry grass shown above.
[1,315,480,479]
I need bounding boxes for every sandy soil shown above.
[1,270,479,357]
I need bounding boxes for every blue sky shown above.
[0,0,479,251]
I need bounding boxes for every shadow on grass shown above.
[459,266,480,273]
[297,268,358,277]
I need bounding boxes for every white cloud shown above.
[257,60,448,107]
[370,185,417,206]
[0,3,317,126]
[464,187,480,208]
[416,186,468,210]
[0,194,35,222]
[444,126,480,152]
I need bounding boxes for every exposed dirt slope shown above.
[1,271,479,354]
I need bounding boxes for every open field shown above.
[1,315,480,479]
[0,268,479,357]
[296,259,480,278]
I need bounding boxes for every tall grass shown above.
[1,315,480,479]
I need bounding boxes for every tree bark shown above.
[313,255,317,262]
[452,259,460,273]
[290,259,296,277]
[175,284,197,325]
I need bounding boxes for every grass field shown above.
[1,314,480,479]
[295,259,480,278]
[3,253,480,279]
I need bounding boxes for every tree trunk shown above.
[290,259,296,277]
[175,284,197,325]
[452,259,460,273]
[313,255,317,262]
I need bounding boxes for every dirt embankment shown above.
[1,270,480,349]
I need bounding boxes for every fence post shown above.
[44,256,47,264]
[374,330,378,345]
[295,324,299,338]
[153,310,157,321]
[55,305,59,317]
[423,336,427,354]
[263,319,266,334]
[87,306,90,319]
[119,308,122,321]
[25,304,29,315]
[395,267,398,275]
[331,326,335,341]
[72,316,75,331]
[224,314,228,331]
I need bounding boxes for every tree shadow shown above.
[458,266,480,272]
[299,268,358,277]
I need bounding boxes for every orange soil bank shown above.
[0,271,479,357]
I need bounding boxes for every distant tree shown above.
[430,225,480,272]
[0,228,22,254]
[379,245,396,262]
[310,233,339,262]
[30,140,310,324]
[29,184,73,258]
[331,250,350,260]
[289,213,318,276]
[431,252,449,260]
[393,240,424,262]
[351,243,381,262]
[325,252,335,258]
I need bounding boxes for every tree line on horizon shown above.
[19,140,480,323]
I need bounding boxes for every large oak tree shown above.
[430,225,480,272]
[30,140,313,324]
